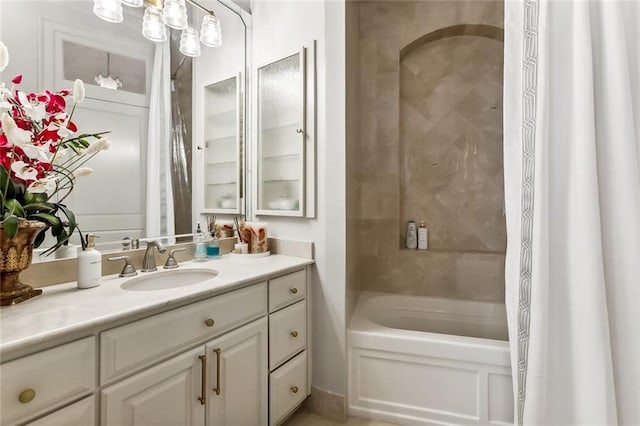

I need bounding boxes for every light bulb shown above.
[121,0,143,7]
[180,27,201,57]
[142,7,167,42]
[200,14,222,47]
[163,0,187,30]
[93,0,124,23]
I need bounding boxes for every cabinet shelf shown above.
[262,178,299,183]
[207,160,236,166]
[262,153,300,160]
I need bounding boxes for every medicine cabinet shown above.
[253,44,316,218]
[198,74,244,214]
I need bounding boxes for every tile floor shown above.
[283,407,397,426]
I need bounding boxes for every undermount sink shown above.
[121,269,218,291]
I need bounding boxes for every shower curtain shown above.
[146,41,175,238]
[504,0,639,425]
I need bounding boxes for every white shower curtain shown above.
[146,42,175,238]
[504,0,640,425]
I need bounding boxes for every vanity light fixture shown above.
[92,0,222,58]
[95,52,123,90]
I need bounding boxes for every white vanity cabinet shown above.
[0,265,310,426]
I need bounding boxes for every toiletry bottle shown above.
[406,220,417,249]
[78,233,102,289]
[418,220,428,250]
[206,232,220,258]
[194,222,207,261]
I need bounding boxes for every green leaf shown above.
[5,199,25,218]
[56,204,77,239]
[2,215,19,239]
[33,228,46,248]
[0,164,16,200]
[24,192,49,205]
[29,212,61,230]
[24,202,56,213]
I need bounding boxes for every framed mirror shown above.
[0,0,249,260]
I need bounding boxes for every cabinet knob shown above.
[296,128,304,134]
[290,331,299,338]
[204,319,215,327]
[291,386,299,394]
[18,389,36,404]
[290,287,298,295]
[196,145,204,150]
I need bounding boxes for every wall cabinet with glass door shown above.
[198,74,244,214]
[254,44,316,218]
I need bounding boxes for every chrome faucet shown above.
[141,240,166,272]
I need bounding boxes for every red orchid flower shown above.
[11,74,22,84]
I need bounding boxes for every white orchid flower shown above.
[27,176,56,194]
[17,91,46,122]
[0,100,11,115]
[11,160,38,181]
[1,112,32,146]
[73,79,85,103]
[0,82,11,98]
[74,167,93,177]
[0,41,8,72]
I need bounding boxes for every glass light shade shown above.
[142,7,167,42]
[200,14,222,47]
[121,0,143,7]
[180,27,201,57]
[163,0,187,30]
[93,0,124,23]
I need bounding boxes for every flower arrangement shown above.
[0,41,110,255]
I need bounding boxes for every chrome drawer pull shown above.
[290,287,298,295]
[18,389,35,404]
[291,386,299,394]
[290,331,299,338]
[204,318,215,327]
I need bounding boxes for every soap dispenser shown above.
[194,222,207,262]
[77,233,102,289]
[418,220,428,250]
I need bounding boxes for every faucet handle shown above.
[108,255,137,277]
[164,248,186,269]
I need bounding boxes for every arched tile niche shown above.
[399,25,506,253]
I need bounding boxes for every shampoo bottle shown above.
[418,220,428,250]
[406,220,417,249]
[77,233,102,289]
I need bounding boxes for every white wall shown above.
[250,0,347,396]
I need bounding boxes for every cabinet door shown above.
[200,74,243,214]
[255,50,306,217]
[101,347,205,426]
[206,317,268,426]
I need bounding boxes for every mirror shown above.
[0,0,248,261]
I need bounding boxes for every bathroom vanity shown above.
[0,255,313,426]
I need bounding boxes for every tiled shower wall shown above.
[346,0,506,303]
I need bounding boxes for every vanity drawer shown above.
[0,337,96,425]
[268,270,306,312]
[25,396,95,426]
[269,300,306,370]
[269,350,307,425]
[101,282,266,383]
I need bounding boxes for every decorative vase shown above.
[0,221,46,306]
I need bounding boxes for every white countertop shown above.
[0,254,313,357]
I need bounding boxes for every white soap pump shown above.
[77,233,102,289]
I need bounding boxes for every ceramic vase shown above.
[0,221,46,306]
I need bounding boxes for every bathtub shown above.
[348,292,513,425]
